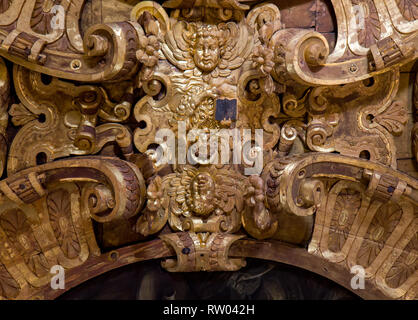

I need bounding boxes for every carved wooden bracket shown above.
[160,232,246,272]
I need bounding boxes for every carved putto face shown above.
[193,28,221,72]
[189,172,215,216]
[162,21,250,80]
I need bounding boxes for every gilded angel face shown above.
[163,21,248,81]
[193,36,220,72]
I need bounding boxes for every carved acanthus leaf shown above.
[31,0,59,35]
[9,103,38,126]
[396,0,418,21]
[374,101,408,135]
[352,0,381,47]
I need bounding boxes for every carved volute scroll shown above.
[0,0,416,300]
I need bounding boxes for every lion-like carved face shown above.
[193,36,220,73]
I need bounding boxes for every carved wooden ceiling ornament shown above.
[0,0,416,300]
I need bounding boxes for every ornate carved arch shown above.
[0,0,416,300]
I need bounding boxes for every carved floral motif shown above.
[0,209,49,277]
[385,233,417,288]
[329,189,362,253]
[357,203,403,268]
[47,189,81,259]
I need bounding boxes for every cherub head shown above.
[163,21,248,79]
[192,25,223,73]
[189,172,215,216]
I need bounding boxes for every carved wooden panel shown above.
[0,0,416,300]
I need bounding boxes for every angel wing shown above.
[217,21,254,75]
[162,20,196,71]
[214,169,249,213]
